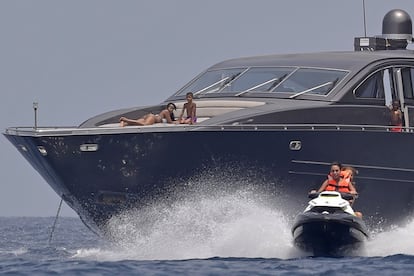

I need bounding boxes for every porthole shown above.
[289,140,302,150]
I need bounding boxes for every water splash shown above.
[70,173,414,261]
[364,219,414,256]
[74,190,304,260]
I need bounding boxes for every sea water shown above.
[1,192,414,275]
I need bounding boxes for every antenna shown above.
[33,101,38,129]
[362,0,367,37]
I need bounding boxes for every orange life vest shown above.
[325,171,351,193]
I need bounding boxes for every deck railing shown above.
[4,123,413,137]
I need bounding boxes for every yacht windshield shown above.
[176,66,347,97]
[185,69,246,95]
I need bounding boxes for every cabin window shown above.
[355,71,387,99]
[401,67,414,99]
[280,68,347,95]
[223,67,295,92]
[177,68,246,96]
[176,66,347,97]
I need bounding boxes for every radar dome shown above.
[382,9,413,41]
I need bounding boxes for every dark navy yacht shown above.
[5,9,414,235]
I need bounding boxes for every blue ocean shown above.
[1,194,414,275]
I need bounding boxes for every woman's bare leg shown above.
[119,116,145,126]
[142,114,156,125]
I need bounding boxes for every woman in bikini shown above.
[120,103,177,126]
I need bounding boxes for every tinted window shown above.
[282,68,346,95]
[355,71,385,99]
[177,68,246,96]
[401,67,414,99]
[222,67,293,92]
[176,66,348,97]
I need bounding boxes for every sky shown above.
[1,0,413,217]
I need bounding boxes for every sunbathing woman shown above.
[120,103,177,126]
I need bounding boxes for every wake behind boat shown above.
[292,191,369,256]
[4,9,414,235]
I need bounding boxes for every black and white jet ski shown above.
[291,191,369,256]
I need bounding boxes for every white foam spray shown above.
[71,168,414,261]
[363,218,414,256]
[73,189,306,261]
[73,195,414,261]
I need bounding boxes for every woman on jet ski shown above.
[311,162,362,218]
[315,162,357,195]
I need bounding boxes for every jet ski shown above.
[291,191,369,256]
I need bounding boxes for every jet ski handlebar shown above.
[308,192,319,199]
[340,192,358,200]
[308,191,358,200]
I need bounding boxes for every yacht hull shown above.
[5,127,414,234]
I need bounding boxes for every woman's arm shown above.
[348,181,357,194]
[317,180,329,193]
